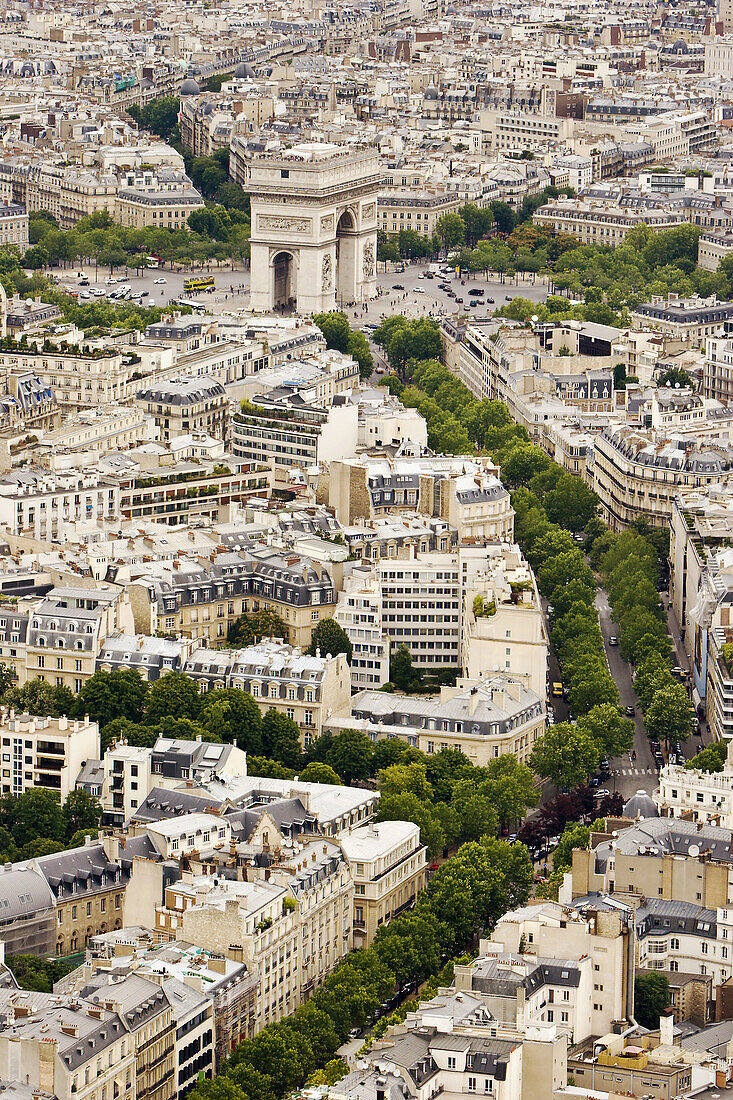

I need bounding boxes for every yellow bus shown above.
[183,276,215,293]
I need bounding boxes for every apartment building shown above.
[232,390,358,477]
[26,586,134,693]
[114,177,204,230]
[0,341,146,408]
[378,188,462,237]
[114,456,271,529]
[705,331,733,404]
[128,550,335,649]
[568,1028,694,1100]
[98,736,248,828]
[80,973,176,1100]
[378,551,461,669]
[0,989,137,1100]
[0,711,98,799]
[534,197,684,245]
[329,1005,567,1100]
[569,818,733,908]
[0,469,119,541]
[182,638,351,744]
[322,455,514,541]
[82,932,257,1069]
[462,544,547,697]
[135,377,228,443]
[632,295,733,347]
[456,900,633,1042]
[656,756,733,826]
[635,898,728,989]
[0,202,28,251]
[333,566,391,690]
[590,425,732,530]
[330,676,545,766]
[339,820,427,947]
[167,845,353,1030]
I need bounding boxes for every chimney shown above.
[659,1007,675,1047]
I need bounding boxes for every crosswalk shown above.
[612,767,658,776]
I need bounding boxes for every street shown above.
[594,586,657,802]
[51,260,550,324]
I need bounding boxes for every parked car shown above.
[391,284,405,290]
[625,705,635,716]
[468,288,484,296]
[609,635,618,646]
[154,277,166,284]
[486,296,495,303]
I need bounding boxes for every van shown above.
[551,682,563,697]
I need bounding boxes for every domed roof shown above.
[424,83,439,100]
[19,62,35,77]
[234,62,256,79]
[673,38,688,50]
[180,78,200,96]
[623,789,659,820]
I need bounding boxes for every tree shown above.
[145,671,203,723]
[634,653,674,712]
[326,730,373,784]
[10,788,65,848]
[544,476,598,532]
[73,669,148,728]
[307,619,352,662]
[657,367,694,389]
[63,789,101,840]
[227,610,288,647]
[686,742,727,772]
[313,312,351,353]
[2,678,71,717]
[435,213,465,251]
[645,683,694,745]
[200,689,263,754]
[482,755,539,828]
[261,709,302,768]
[577,705,634,758]
[377,791,445,858]
[390,645,421,693]
[298,762,342,785]
[529,724,601,790]
[634,972,670,1029]
[552,822,591,875]
[377,763,433,802]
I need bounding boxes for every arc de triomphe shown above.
[247,142,384,314]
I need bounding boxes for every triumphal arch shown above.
[248,142,383,314]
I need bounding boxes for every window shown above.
[447,1058,456,1070]
[468,1079,476,1092]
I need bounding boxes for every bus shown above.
[183,275,215,293]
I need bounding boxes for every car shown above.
[447,291,455,298]
[589,776,600,787]
[417,273,425,279]
[671,666,686,678]
[469,300,479,307]
[547,604,554,615]
[625,705,635,716]
[428,861,440,872]
[468,288,484,296]
[455,297,464,304]
[375,366,385,375]
[595,788,611,799]
[547,711,555,725]
[392,284,405,290]
[139,290,149,297]
[504,294,513,301]
[486,296,495,303]
[413,287,425,294]
[154,277,166,284]
[609,635,618,646]
[425,272,434,279]
[349,1028,361,1040]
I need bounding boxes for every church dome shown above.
[180,78,201,96]
[623,789,659,820]
[424,84,439,100]
[234,62,256,79]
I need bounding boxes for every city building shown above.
[339,820,427,947]
[0,710,98,799]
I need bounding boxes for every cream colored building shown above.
[329,676,545,767]
[167,844,353,1031]
[0,989,137,1100]
[655,751,733,826]
[590,425,732,530]
[182,640,351,745]
[0,202,28,251]
[339,820,427,947]
[569,817,732,908]
[457,900,634,1042]
[534,197,684,245]
[463,545,548,698]
[0,710,99,799]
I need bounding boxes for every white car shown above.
[413,287,425,294]
[154,277,166,284]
